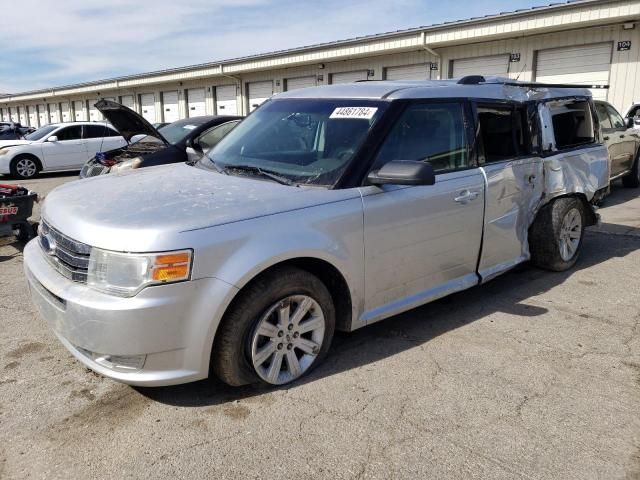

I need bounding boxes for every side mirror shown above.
[47,135,58,142]
[367,160,436,186]
[186,137,203,153]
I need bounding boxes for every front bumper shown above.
[23,239,237,386]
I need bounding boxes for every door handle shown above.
[603,136,610,140]
[454,190,479,204]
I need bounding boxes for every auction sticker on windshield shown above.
[330,107,378,119]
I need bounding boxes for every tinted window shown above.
[84,124,119,138]
[605,104,625,129]
[595,103,612,129]
[374,103,468,173]
[197,120,240,151]
[56,126,82,141]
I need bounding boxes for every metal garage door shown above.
[140,93,156,123]
[331,70,368,84]
[162,91,179,122]
[385,64,430,80]
[247,81,273,112]
[28,106,37,127]
[452,54,510,78]
[48,103,59,124]
[119,95,134,110]
[215,85,237,115]
[74,101,86,121]
[535,44,612,100]
[1,109,8,122]
[38,104,47,126]
[187,88,206,117]
[60,102,70,122]
[88,99,103,122]
[285,76,317,91]
[19,108,27,125]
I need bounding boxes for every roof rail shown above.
[456,76,609,89]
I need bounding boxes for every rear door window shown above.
[476,104,530,162]
[84,125,119,138]
[373,102,468,173]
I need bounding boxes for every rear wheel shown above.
[622,154,640,188]
[212,266,335,386]
[529,197,585,271]
[10,155,40,179]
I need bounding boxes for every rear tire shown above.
[10,155,40,179]
[212,266,335,387]
[529,197,585,272]
[622,154,640,188]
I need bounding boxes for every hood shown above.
[95,99,169,144]
[42,163,359,252]
[0,139,31,148]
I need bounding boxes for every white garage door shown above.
[38,104,47,126]
[247,81,273,112]
[28,106,37,127]
[162,91,179,122]
[140,93,156,123]
[452,55,510,78]
[331,70,368,84]
[215,85,237,115]
[1,109,9,122]
[386,64,430,81]
[74,101,86,121]
[285,76,317,91]
[120,95,134,110]
[88,99,103,122]
[48,103,59,124]
[535,44,612,100]
[187,88,206,117]
[19,108,27,125]
[60,102,70,122]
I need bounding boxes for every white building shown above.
[2,0,639,127]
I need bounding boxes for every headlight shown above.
[110,157,143,173]
[87,248,192,297]
[0,149,10,155]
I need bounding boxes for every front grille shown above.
[80,162,109,178]
[39,220,91,283]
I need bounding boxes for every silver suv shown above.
[24,77,609,387]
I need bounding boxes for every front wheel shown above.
[10,155,40,179]
[212,266,335,386]
[529,197,585,271]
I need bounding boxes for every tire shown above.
[622,154,640,188]
[14,223,32,242]
[10,155,40,179]
[212,266,336,387]
[529,197,585,272]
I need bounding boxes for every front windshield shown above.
[158,120,204,144]
[24,125,58,141]
[200,99,387,186]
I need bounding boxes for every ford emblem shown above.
[40,233,57,255]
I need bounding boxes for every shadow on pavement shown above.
[138,228,640,407]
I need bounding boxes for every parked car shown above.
[0,122,125,179]
[594,100,640,187]
[79,99,242,177]
[0,122,34,140]
[24,77,608,388]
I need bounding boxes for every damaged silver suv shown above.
[24,77,609,387]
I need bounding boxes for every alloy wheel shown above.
[250,295,325,385]
[16,158,37,178]
[558,207,582,261]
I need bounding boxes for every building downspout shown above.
[421,31,441,79]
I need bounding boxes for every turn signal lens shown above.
[151,251,191,282]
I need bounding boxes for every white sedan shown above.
[0,122,126,179]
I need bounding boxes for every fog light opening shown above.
[78,346,146,372]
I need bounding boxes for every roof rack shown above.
[456,75,609,89]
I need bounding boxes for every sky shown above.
[1,0,547,94]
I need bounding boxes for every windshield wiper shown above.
[224,165,295,186]
[204,154,226,174]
